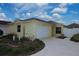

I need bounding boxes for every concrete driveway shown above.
[32,37,79,56]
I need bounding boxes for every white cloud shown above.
[21,12,31,19]
[52,13,62,20]
[0,13,7,20]
[52,13,61,18]
[14,3,66,23]
[51,3,68,14]
[37,14,53,21]
[15,3,48,8]
[31,10,53,21]
[51,7,67,14]
[19,9,53,21]
[35,3,48,7]
[14,3,70,24]
[71,19,79,24]
[14,3,50,20]
[0,13,12,21]
[59,3,68,8]
[14,3,38,19]
[15,4,37,13]
[26,13,31,16]
[0,7,12,21]
[51,3,69,24]
[14,3,48,13]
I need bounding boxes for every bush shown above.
[0,33,17,39]
[0,45,12,55]
[57,34,67,39]
[0,34,33,44]
[0,34,45,55]
[20,37,31,42]
[70,34,79,42]
[0,38,45,56]
[0,33,19,43]
[32,39,45,49]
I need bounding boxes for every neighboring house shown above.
[63,23,79,37]
[0,20,11,36]
[6,18,63,39]
[65,23,79,29]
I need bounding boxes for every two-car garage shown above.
[34,21,52,39]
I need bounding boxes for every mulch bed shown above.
[0,36,45,56]
[57,36,67,39]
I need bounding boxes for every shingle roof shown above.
[21,18,48,23]
[18,18,62,25]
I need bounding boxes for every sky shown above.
[0,3,79,25]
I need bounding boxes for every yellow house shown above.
[7,18,63,40]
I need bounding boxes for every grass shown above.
[0,34,45,56]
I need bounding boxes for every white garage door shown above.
[36,26,51,38]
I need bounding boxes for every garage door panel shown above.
[36,26,51,38]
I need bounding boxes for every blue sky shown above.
[0,3,79,25]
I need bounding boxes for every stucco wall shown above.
[7,22,24,38]
[24,22,35,38]
[7,20,36,38]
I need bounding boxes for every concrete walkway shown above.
[32,37,79,56]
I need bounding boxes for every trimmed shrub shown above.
[70,34,79,42]
[20,37,31,42]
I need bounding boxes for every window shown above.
[56,27,61,34]
[17,25,21,32]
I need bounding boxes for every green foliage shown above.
[0,36,45,56]
[0,45,12,55]
[70,34,79,42]
[0,33,19,44]
[20,37,31,43]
